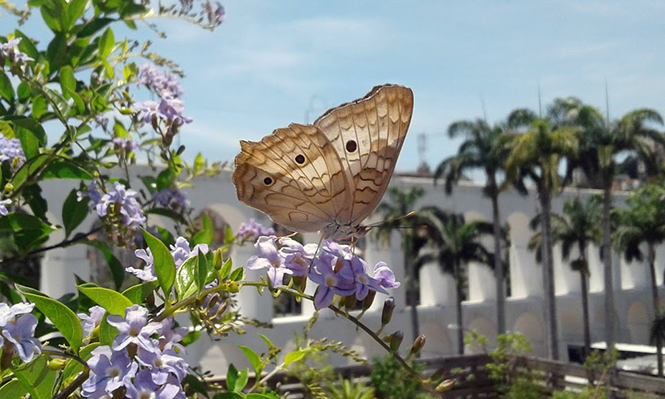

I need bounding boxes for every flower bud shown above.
[436,379,456,392]
[176,145,186,156]
[213,248,224,270]
[409,334,426,358]
[381,297,395,326]
[362,290,376,312]
[389,331,403,352]
[48,358,67,371]
[343,295,357,312]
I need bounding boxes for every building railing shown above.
[208,354,665,398]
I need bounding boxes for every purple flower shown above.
[373,261,401,290]
[126,248,157,282]
[79,305,106,340]
[136,347,188,384]
[0,38,33,66]
[153,188,190,211]
[1,313,41,362]
[126,369,183,399]
[107,305,161,353]
[92,182,146,229]
[247,236,292,288]
[0,199,10,216]
[236,219,275,242]
[0,302,35,327]
[135,100,164,124]
[279,237,316,276]
[138,64,183,98]
[112,137,139,156]
[77,182,103,207]
[170,237,209,268]
[82,346,138,397]
[158,318,187,354]
[0,135,26,170]
[308,254,355,309]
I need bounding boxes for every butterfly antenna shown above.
[308,234,326,272]
[366,211,417,229]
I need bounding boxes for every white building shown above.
[38,166,659,374]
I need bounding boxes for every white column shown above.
[233,244,273,323]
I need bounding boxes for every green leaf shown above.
[145,207,188,225]
[182,374,210,398]
[122,281,158,305]
[12,355,57,399]
[16,82,31,102]
[77,285,133,316]
[220,258,232,280]
[98,28,115,58]
[16,284,83,353]
[99,313,117,346]
[238,345,262,377]
[0,213,55,255]
[46,33,67,71]
[31,95,48,120]
[41,159,93,180]
[226,364,239,392]
[247,395,279,399]
[23,184,48,221]
[0,120,15,139]
[194,153,205,174]
[192,213,214,246]
[142,228,176,296]
[66,0,88,31]
[40,1,64,32]
[14,30,39,60]
[175,255,201,301]
[234,369,249,392]
[81,240,125,290]
[140,175,158,194]
[59,66,76,98]
[78,17,114,37]
[61,343,99,386]
[156,167,176,191]
[12,117,46,159]
[0,71,13,102]
[213,393,244,399]
[62,189,88,237]
[0,379,27,399]
[229,267,244,282]
[284,350,307,367]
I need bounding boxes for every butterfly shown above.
[232,84,414,240]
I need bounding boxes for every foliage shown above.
[326,377,376,399]
[369,356,428,399]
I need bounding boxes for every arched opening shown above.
[627,301,650,345]
[513,312,546,357]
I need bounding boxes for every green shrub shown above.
[370,356,429,399]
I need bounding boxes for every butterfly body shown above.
[232,84,414,239]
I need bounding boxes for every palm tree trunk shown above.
[648,244,663,377]
[580,270,591,358]
[540,186,559,360]
[491,185,506,335]
[405,246,420,342]
[456,263,464,355]
[602,185,616,357]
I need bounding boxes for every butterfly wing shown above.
[232,123,352,233]
[314,84,414,226]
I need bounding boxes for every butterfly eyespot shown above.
[295,154,305,164]
[346,140,357,153]
[263,177,273,186]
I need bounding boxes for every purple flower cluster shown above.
[78,182,146,229]
[112,137,140,157]
[152,188,190,211]
[78,305,106,341]
[0,135,26,171]
[0,38,33,67]
[135,64,192,127]
[236,219,275,243]
[0,199,10,217]
[247,237,400,309]
[0,303,41,363]
[127,236,209,282]
[82,305,189,399]
[203,1,226,27]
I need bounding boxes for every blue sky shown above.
[8,1,665,173]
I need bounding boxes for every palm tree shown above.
[613,184,665,376]
[434,118,519,335]
[504,118,578,360]
[569,106,665,354]
[373,187,427,342]
[415,208,493,355]
[528,196,602,357]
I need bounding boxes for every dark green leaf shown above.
[175,255,200,301]
[63,189,88,237]
[14,30,39,60]
[142,228,176,297]
[0,213,55,255]
[16,284,83,353]
[213,393,244,399]
[12,355,57,399]
[78,17,114,37]
[16,82,31,102]
[13,117,46,159]
[41,159,93,180]
[31,95,48,120]
[0,379,27,399]
[140,175,157,194]
[0,71,13,102]
[181,329,200,346]
[77,285,133,315]
[192,213,214,247]
[60,343,99,386]
[99,313,117,346]
[23,184,48,221]
[247,394,279,399]
[40,2,63,32]
[226,364,239,392]
[234,369,249,392]
[122,281,158,305]
[156,167,176,191]
[66,0,88,31]
[145,207,187,225]
[182,374,210,398]
[46,33,67,71]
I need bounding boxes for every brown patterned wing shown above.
[232,123,352,233]
[314,84,414,226]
